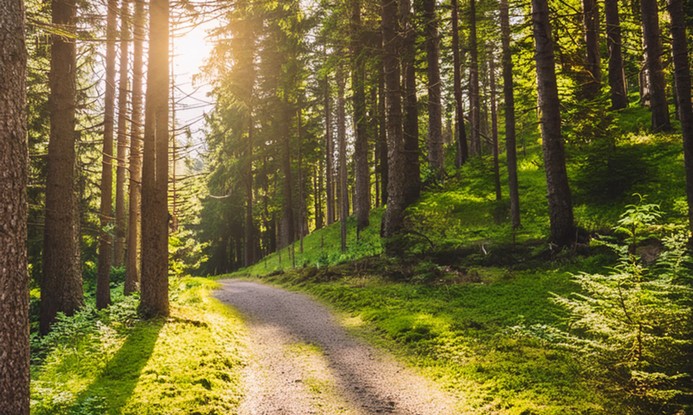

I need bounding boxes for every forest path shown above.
[215,280,459,415]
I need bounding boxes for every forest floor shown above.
[215,279,460,414]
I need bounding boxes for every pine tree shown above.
[532,0,576,247]
[139,0,170,318]
[0,0,29,409]
[41,0,84,333]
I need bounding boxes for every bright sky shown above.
[171,15,217,155]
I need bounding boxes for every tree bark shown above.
[581,0,601,99]
[469,0,481,156]
[139,0,169,318]
[532,0,576,247]
[280,103,295,248]
[667,0,693,232]
[126,0,144,295]
[400,0,420,205]
[337,65,348,251]
[351,0,370,232]
[500,0,520,228]
[381,0,407,240]
[423,0,444,177]
[41,0,83,333]
[324,73,335,225]
[489,52,502,201]
[97,0,118,310]
[640,0,671,131]
[605,0,628,109]
[115,0,130,268]
[378,60,389,205]
[0,0,29,409]
[452,0,468,167]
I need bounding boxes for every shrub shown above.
[553,199,692,412]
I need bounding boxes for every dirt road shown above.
[215,280,458,415]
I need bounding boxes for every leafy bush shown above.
[552,199,692,412]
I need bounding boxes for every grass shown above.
[30,278,246,415]
[229,105,690,414]
[246,262,617,415]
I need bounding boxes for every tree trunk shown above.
[400,0,420,205]
[423,0,444,177]
[97,0,118,310]
[0,0,29,409]
[640,0,671,131]
[605,0,628,109]
[280,105,295,248]
[500,0,520,228]
[139,0,169,318]
[452,0,468,167]
[489,52,502,201]
[351,0,370,232]
[41,0,83,333]
[381,0,407,241]
[125,0,144,295]
[581,0,601,99]
[115,0,130,268]
[337,65,348,251]
[532,0,576,247]
[324,73,335,225]
[667,0,693,232]
[469,0,481,156]
[378,61,389,205]
[244,116,255,266]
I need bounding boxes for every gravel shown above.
[215,280,459,415]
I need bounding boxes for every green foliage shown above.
[551,200,692,412]
[257,264,612,414]
[30,278,245,415]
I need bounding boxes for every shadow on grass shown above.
[71,319,164,414]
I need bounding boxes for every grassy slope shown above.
[234,106,688,414]
[30,278,246,415]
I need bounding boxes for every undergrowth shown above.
[30,278,246,415]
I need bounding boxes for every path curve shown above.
[215,280,458,415]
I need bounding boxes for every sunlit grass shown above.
[30,278,246,415]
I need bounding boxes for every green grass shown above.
[228,106,691,414]
[247,263,617,414]
[30,278,246,415]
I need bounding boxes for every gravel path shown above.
[215,280,459,415]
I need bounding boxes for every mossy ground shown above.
[232,106,688,414]
[30,278,246,415]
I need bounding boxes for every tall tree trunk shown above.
[41,0,83,333]
[469,0,481,156]
[381,0,407,243]
[324,73,335,225]
[244,117,255,266]
[337,65,348,251]
[489,52,502,201]
[139,0,169,318]
[532,0,576,247]
[423,0,444,177]
[351,0,370,232]
[640,0,671,131]
[605,0,628,109]
[0,0,29,409]
[667,0,693,232]
[581,0,601,99]
[115,0,130,267]
[378,61,389,205]
[97,0,118,310]
[280,105,295,248]
[452,0,468,167]
[500,0,520,228]
[125,0,144,295]
[400,0,420,205]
